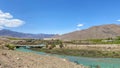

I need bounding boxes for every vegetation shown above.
[64,36,120,45]
[45,39,63,49]
[7,37,22,40]
[8,35,120,46]
[30,48,120,58]
[9,36,120,58]
[14,39,43,45]
[5,44,16,50]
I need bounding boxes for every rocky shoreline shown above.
[0,49,86,68]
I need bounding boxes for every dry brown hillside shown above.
[56,24,120,40]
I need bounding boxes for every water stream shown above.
[16,47,120,68]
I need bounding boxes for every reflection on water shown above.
[16,47,120,68]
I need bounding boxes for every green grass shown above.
[30,48,120,58]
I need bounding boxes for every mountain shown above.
[55,24,120,40]
[0,29,56,39]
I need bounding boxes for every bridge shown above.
[15,44,46,48]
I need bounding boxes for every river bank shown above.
[0,49,85,68]
[30,47,120,58]
[40,43,120,58]
[17,47,120,68]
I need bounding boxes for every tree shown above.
[116,36,120,40]
[59,43,64,48]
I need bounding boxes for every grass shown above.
[30,48,120,58]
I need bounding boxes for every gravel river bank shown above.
[0,49,85,68]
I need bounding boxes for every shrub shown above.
[59,43,64,48]
[5,44,15,50]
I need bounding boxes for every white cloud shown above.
[0,10,13,19]
[76,23,84,30]
[77,24,84,27]
[0,10,24,29]
[4,19,24,27]
[117,19,120,22]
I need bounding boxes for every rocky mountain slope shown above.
[56,24,120,40]
[0,29,55,39]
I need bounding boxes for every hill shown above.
[0,29,55,39]
[55,24,120,40]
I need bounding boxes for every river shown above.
[16,47,120,68]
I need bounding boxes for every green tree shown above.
[59,43,64,48]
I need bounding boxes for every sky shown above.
[0,0,120,34]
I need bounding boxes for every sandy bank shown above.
[0,49,85,68]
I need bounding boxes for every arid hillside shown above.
[56,24,120,40]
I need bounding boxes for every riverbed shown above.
[16,47,120,68]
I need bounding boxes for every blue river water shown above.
[16,47,120,68]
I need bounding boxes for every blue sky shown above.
[0,0,120,34]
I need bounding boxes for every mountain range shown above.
[1,24,120,40]
[0,29,56,39]
[55,24,120,40]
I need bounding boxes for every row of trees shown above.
[65,36,120,45]
[44,39,64,49]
